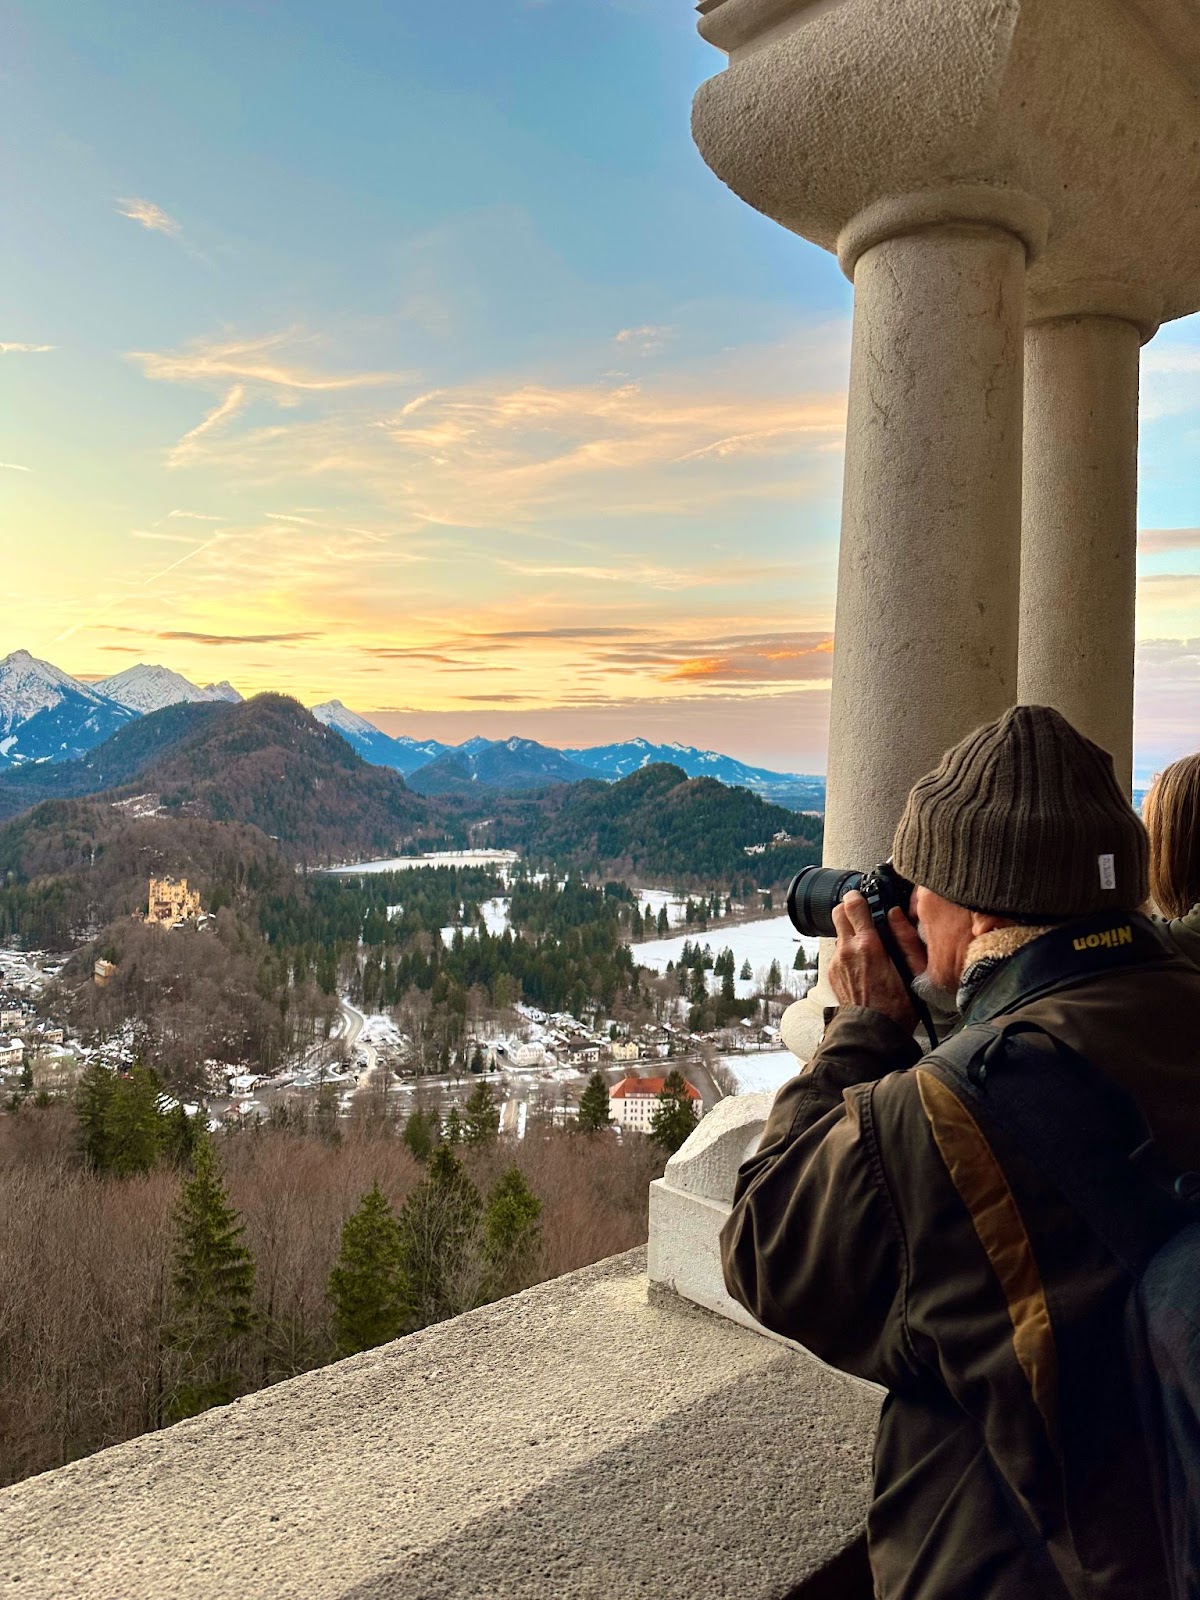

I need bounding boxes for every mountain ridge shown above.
[0,648,825,807]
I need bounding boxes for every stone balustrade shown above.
[1,1230,881,1600]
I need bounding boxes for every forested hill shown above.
[101,694,449,864]
[0,700,230,824]
[491,763,822,884]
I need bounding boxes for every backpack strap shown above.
[925,1022,1180,1277]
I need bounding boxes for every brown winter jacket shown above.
[721,921,1200,1600]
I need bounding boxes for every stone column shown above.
[784,191,1044,1048]
[1019,306,1149,794]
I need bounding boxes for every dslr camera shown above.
[786,862,939,1045]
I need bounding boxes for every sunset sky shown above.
[4,0,1199,776]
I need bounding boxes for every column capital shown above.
[837,186,1050,281]
[1027,279,1162,344]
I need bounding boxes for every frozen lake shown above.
[325,850,520,876]
[631,913,818,1000]
[719,1048,802,1095]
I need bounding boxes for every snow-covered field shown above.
[440,896,512,944]
[631,913,818,999]
[325,849,520,876]
[719,1049,802,1095]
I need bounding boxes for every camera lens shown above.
[786,866,864,938]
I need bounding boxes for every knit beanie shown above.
[891,705,1148,920]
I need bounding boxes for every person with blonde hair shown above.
[1144,752,1200,964]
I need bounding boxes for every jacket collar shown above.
[958,910,1179,1028]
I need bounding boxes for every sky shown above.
[2,0,1199,778]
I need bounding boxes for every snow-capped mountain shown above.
[0,649,137,767]
[92,662,244,715]
[406,736,591,796]
[310,700,448,776]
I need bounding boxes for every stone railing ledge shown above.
[649,1088,781,1334]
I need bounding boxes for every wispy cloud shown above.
[0,342,54,354]
[1141,528,1200,554]
[614,324,672,355]
[166,509,225,522]
[128,323,848,528]
[170,384,248,466]
[0,462,31,472]
[130,330,407,394]
[155,630,321,646]
[116,197,181,236]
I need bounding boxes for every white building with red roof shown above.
[608,1071,702,1133]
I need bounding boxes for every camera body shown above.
[786,861,915,942]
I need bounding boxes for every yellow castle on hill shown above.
[145,876,202,929]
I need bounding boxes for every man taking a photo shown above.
[721,705,1200,1599]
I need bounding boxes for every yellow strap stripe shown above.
[915,1068,1059,1441]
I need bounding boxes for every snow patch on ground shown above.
[719,1048,803,1095]
[325,850,520,876]
[631,913,818,997]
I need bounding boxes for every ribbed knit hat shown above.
[891,705,1148,920]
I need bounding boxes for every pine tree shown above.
[402,1107,439,1162]
[444,1106,464,1144]
[76,1060,116,1171]
[688,964,707,1004]
[163,1133,256,1421]
[163,1101,200,1167]
[464,1079,500,1144]
[577,1071,612,1133]
[649,1069,700,1154]
[740,959,752,980]
[767,959,783,992]
[396,1144,483,1331]
[482,1167,542,1298]
[793,947,808,970]
[657,906,669,936]
[328,1183,406,1356]
[106,1064,164,1178]
[470,1042,486,1074]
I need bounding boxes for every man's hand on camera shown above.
[827,891,927,1031]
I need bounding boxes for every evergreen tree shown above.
[444,1106,464,1144]
[402,1107,439,1162]
[469,1042,486,1074]
[793,947,808,971]
[76,1060,116,1171]
[766,959,783,992]
[649,1069,700,1154]
[464,1079,500,1144]
[396,1144,483,1331]
[163,1101,200,1167]
[482,1167,542,1298]
[688,964,707,1004]
[163,1133,256,1421]
[577,1070,612,1133]
[740,959,753,981]
[106,1064,164,1178]
[328,1183,406,1356]
[657,906,669,936]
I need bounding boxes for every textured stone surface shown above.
[823,222,1026,872]
[693,0,1200,324]
[0,1250,879,1600]
[661,1089,776,1200]
[1019,314,1142,791]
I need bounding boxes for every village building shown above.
[0,1038,25,1069]
[608,1071,702,1133]
[144,876,202,929]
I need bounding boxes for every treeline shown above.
[0,1091,665,1487]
